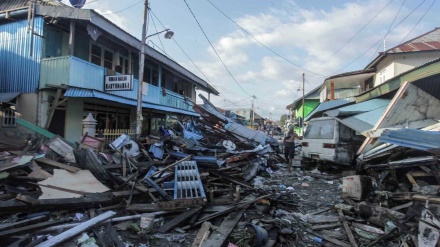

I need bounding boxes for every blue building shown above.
[0,0,218,145]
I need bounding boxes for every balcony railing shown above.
[40,56,192,111]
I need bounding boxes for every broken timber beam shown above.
[35,211,116,247]
[338,209,358,247]
[34,158,80,173]
[158,207,202,233]
[209,171,253,189]
[0,218,69,238]
[201,208,247,247]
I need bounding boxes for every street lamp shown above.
[136,0,173,140]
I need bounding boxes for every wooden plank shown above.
[158,207,201,233]
[16,194,40,205]
[0,218,69,238]
[304,228,351,247]
[209,171,253,189]
[310,222,341,231]
[149,155,193,177]
[0,215,46,231]
[37,169,109,199]
[35,158,80,173]
[0,155,33,172]
[201,208,247,247]
[391,201,414,211]
[192,222,212,247]
[338,209,358,247]
[307,215,340,224]
[46,136,76,163]
[183,195,267,230]
[143,176,173,201]
[35,211,116,247]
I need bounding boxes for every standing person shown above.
[283,130,300,171]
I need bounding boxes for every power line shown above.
[310,0,395,71]
[398,0,436,44]
[149,9,246,110]
[100,0,143,15]
[329,0,427,75]
[149,11,166,53]
[367,0,407,63]
[183,0,253,98]
[206,0,323,78]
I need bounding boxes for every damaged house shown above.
[288,27,440,166]
[0,0,219,147]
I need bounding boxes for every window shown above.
[103,50,113,70]
[91,44,101,66]
[115,56,130,74]
[2,108,16,127]
[90,43,114,70]
[304,119,335,139]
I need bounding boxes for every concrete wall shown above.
[394,51,440,75]
[374,51,440,87]
[374,56,395,87]
[16,93,38,126]
[65,98,84,143]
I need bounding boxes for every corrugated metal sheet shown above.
[325,99,390,117]
[0,0,28,11]
[389,28,440,53]
[339,105,388,134]
[0,17,43,93]
[64,87,199,116]
[304,97,355,121]
[378,129,440,154]
[0,92,20,103]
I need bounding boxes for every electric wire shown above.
[329,0,427,75]
[149,9,246,109]
[398,0,436,44]
[206,0,323,77]
[310,0,395,71]
[368,0,406,63]
[183,0,254,98]
[149,11,166,53]
[100,0,143,15]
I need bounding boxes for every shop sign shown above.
[104,75,133,91]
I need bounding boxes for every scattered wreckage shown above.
[0,94,439,247]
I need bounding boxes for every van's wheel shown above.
[301,158,316,169]
[354,158,365,174]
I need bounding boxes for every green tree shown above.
[280,114,288,127]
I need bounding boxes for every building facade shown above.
[0,0,219,145]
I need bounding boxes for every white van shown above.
[301,117,361,166]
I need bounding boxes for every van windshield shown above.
[304,119,335,139]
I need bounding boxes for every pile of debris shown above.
[0,95,439,247]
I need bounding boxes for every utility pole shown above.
[136,0,148,140]
[251,95,256,129]
[302,73,305,135]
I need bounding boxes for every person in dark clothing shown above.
[283,130,300,171]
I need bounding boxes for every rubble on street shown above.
[0,95,439,247]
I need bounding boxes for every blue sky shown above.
[63,0,439,120]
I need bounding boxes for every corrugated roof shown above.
[0,0,65,11]
[0,92,20,103]
[304,97,355,121]
[339,105,388,134]
[64,87,199,116]
[365,28,440,69]
[379,129,440,154]
[325,99,390,117]
[0,0,28,11]
[388,28,440,53]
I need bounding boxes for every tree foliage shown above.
[279,114,288,127]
